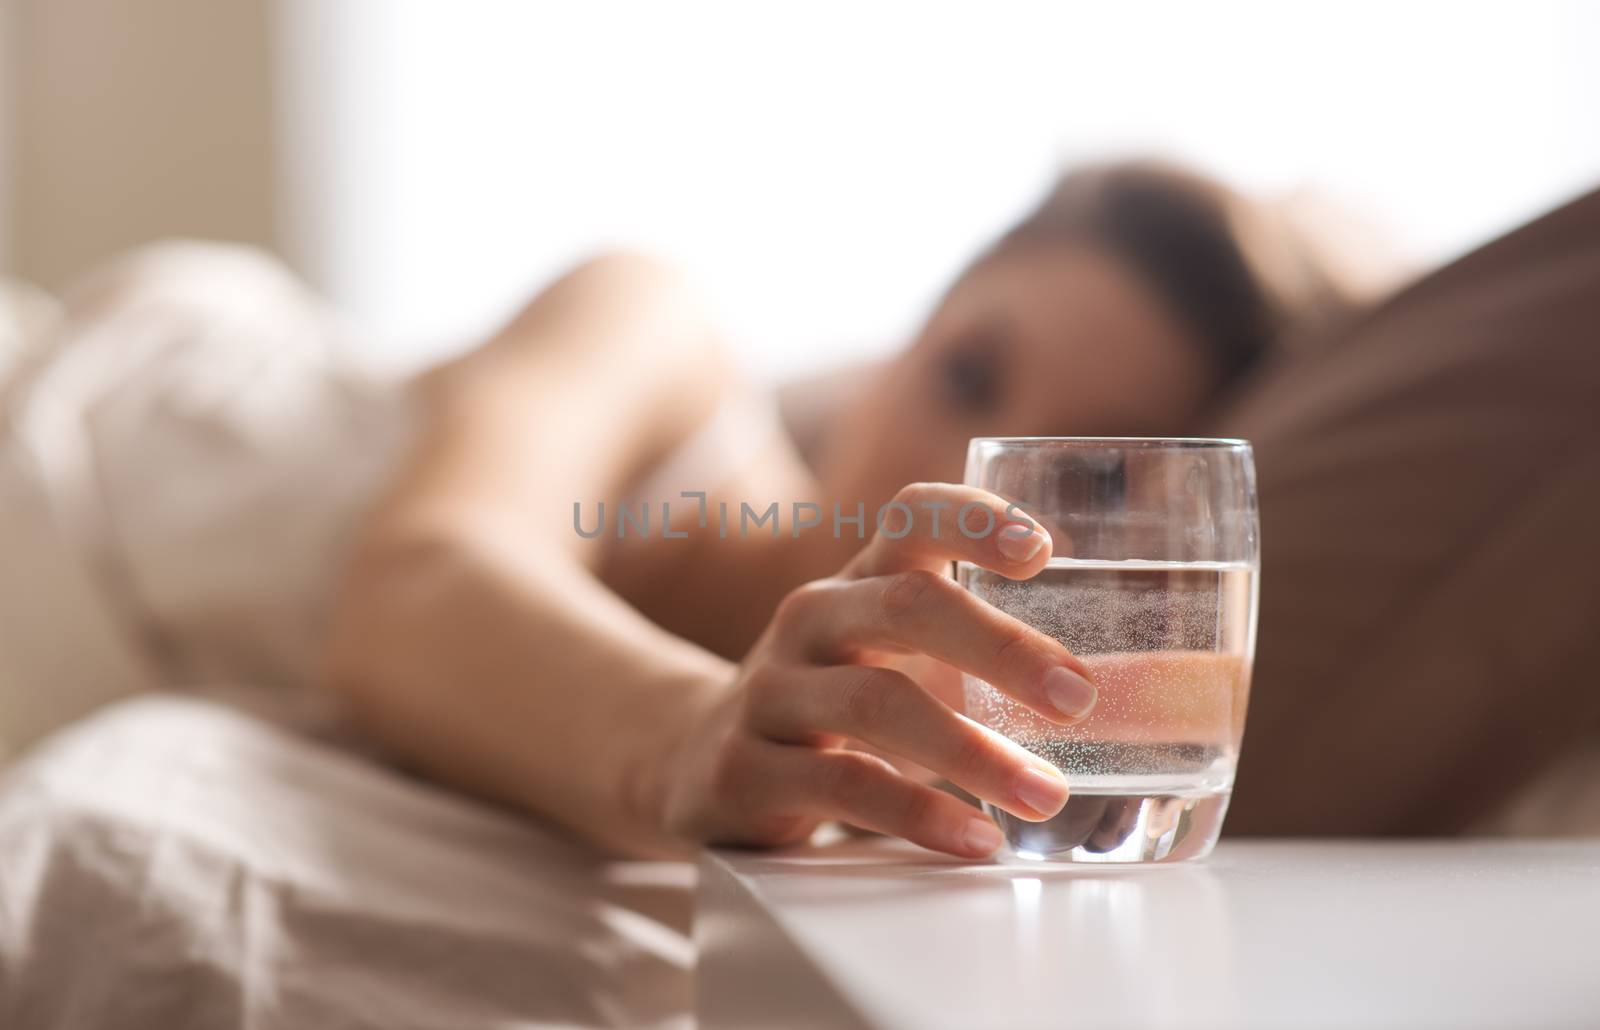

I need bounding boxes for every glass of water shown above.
[960,437,1259,863]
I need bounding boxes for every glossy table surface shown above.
[696,837,1600,1029]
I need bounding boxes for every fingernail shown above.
[961,815,1005,856]
[1017,767,1068,815]
[997,526,1046,562]
[1042,667,1097,721]
[1015,765,1070,817]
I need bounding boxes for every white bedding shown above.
[0,241,414,758]
[0,696,694,1028]
[0,243,695,1026]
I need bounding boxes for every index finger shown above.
[776,571,1098,724]
[846,482,1054,581]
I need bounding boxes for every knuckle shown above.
[900,786,939,831]
[992,624,1040,677]
[892,481,937,507]
[879,568,946,624]
[741,667,781,713]
[960,501,998,537]
[774,579,833,630]
[820,753,875,807]
[839,668,900,729]
[946,727,994,783]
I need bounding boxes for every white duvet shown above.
[0,243,694,1027]
[0,696,693,1028]
[0,242,417,757]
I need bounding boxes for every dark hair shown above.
[984,160,1355,384]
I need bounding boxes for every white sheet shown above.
[0,244,704,1026]
[0,242,414,759]
[0,695,694,1028]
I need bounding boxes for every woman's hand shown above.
[653,483,1098,858]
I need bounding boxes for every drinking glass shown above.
[960,437,1259,863]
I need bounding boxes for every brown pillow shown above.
[1210,187,1600,835]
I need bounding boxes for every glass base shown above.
[988,789,1230,863]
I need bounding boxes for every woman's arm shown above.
[326,253,739,856]
[380,252,737,560]
[327,253,1097,860]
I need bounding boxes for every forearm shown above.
[329,512,733,856]
[324,252,738,855]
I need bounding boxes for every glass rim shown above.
[969,435,1252,450]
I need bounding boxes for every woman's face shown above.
[815,245,1221,513]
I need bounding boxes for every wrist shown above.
[616,658,734,854]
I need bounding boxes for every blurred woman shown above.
[0,160,1368,855]
[319,161,1366,857]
